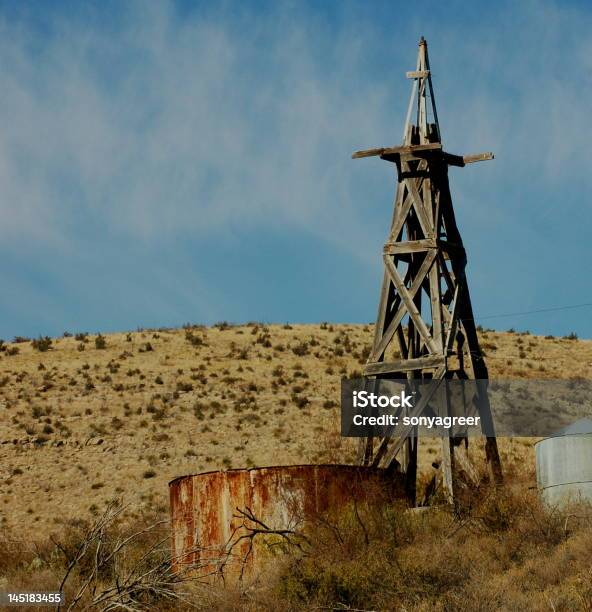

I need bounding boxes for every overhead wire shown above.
[477,302,592,321]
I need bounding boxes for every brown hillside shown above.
[0,323,588,537]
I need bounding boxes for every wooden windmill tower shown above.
[353,37,502,504]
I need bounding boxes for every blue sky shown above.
[0,0,591,339]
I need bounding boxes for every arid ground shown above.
[0,324,590,610]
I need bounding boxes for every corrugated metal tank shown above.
[169,464,401,582]
[536,419,592,506]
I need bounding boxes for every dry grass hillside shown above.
[0,322,589,539]
[1,323,592,610]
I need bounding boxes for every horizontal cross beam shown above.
[406,70,430,79]
[382,239,465,255]
[352,143,441,159]
[352,144,494,167]
[443,152,495,167]
[364,355,446,376]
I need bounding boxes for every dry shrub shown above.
[4,488,592,611]
[0,502,196,611]
[268,487,592,612]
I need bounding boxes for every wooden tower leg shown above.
[440,437,455,505]
[403,435,418,505]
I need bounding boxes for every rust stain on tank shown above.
[169,464,402,581]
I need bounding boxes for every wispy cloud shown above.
[0,0,591,337]
[0,3,395,254]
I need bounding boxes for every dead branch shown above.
[217,506,310,582]
[53,501,206,612]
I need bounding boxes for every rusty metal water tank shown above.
[169,464,399,581]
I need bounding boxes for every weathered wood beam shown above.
[444,151,495,167]
[406,70,430,79]
[371,366,447,468]
[444,285,462,353]
[464,152,494,164]
[383,256,439,354]
[352,142,495,168]
[383,238,436,254]
[381,239,465,256]
[352,142,442,159]
[390,171,426,241]
[354,146,494,169]
[438,252,457,293]
[364,355,446,376]
[370,250,437,362]
[402,169,434,238]
[372,270,392,353]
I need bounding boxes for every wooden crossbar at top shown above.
[352,144,494,167]
[352,143,441,159]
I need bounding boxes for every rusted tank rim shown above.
[168,463,387,487]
